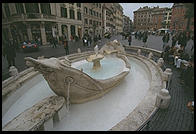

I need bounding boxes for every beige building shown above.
[113,3,123,34]
[2,3,83,45]
[83,3,103,38]
[102,3,115,34]
[163,8,172,29]
[123,15,132,33]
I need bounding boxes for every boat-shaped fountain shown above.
[24,40,130,104]
[2,40,170,131]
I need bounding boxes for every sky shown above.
[120,3,173,20]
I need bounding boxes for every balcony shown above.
[3,13,57,24]
[3,14,25,23]
[26,13,56,21]
[42,14,56,19]
[26,13,43,19]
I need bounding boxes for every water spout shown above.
[64,77,74,112]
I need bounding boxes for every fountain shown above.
[86,45,104,70]
[23,40,130,104]
[2,40,168,131]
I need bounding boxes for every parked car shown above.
[21,41,39,52]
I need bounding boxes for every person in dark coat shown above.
[172,34,177,47]
[177,32,183,46]
[162,32,170,50]
[5,39,16,68]
[51,36,57,48]
[63,36,69,55]
[181,32,188,50]
[135,31,137,39]
[88,35,92,47]
[142,31,148,47]
[163,45,171,63]
[128,34,132,46]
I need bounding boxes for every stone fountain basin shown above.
[23,53,130,104]
[2,52,165,131]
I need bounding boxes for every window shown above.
[99,4,101,8]
[93,11,95,16]
[61,7,67,18]
[77,3,81,7]
[77,11,81,20]
[25,3,39,13]
[70,25,75,36]
[84,7,88,14]
[41,3,51,15]
[85,19,88,24]
[70,9,75,19]
[99,22,101,26]
[100,13,101,18]
[2,11,5,19]
[15,3,24,14]
[89,19,92,25]
[89,9,93,15]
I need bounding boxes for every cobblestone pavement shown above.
[142,63,194,131]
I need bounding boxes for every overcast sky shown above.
[119,3,173,20]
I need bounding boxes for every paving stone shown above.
[142,63,194,131]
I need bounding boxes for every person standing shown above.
[135,31,137,39]
[142,31,148,47]
[63,36,69,55]
[172,34,177,48]
[52,36,57,48]
[5,39,16,68]
[181,32,188,51]
[88,35,92,47]
[128,34,132,46]
[162,32,170,50]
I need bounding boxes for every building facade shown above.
[133,6,153,31]
[83,3,103,37]
[113,3,123,34]
[151,7,169,31]
[2,3,83,45]
[123,15,131,33]
[102,3,116,34]
[170,3,194,33]
[163,8,172,29]
[133,6,173,31]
